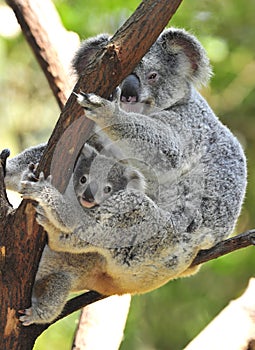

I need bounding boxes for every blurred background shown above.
[0,0,254,349]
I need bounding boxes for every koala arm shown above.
[20,172,79,234]
[4,143,46,192]
[20,171,174,254]
[76,93,181,169]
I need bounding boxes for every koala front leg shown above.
[19,272,71,325]
[20,172,77,233]
[4,143,46,192]
[75,92,181,170]
[34,204,65,250]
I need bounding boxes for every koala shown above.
[3,28,247,325]
[73,27,247,241]
[18,144,147,325]
[72,143,145,208]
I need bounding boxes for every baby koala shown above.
[19,144,146,326]
[74,144,145,209]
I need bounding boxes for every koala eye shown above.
[80,175,87,184]
[103,185,112,194]
[148,72,158,83]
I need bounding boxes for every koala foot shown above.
[74,91,115,123]
[19,308,35,326]
[19,304,57,326]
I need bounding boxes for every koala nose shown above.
[82,181,98,203]
[120,74,140,103]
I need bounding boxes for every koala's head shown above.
[73,144,146,209]
[73,28,212,111]
[120,28,212,111]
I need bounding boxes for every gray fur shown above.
[18,145,146,325]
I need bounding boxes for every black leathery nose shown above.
[120,74,140,103]
[82,181,98,203]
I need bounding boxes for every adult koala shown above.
[74,28,247,245]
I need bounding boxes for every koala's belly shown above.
[71,254,195,296]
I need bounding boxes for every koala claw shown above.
[74,91,114,122]
[76,91,106,108]
[18,308,34,326]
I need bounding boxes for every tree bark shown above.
[1,0,183,349]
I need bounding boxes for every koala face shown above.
[73,145,145,209]
[73,29,211,113]
[119,28,212,112]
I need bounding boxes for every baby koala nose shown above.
[83,181,98,203]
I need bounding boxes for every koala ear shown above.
[125,167,146,192]
[158,28,212,86]
[72,34,111,76]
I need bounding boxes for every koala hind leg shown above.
[19,272,71,326]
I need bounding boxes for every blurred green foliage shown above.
[0,0,254,349]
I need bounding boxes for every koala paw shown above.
[20,171,52,200]
[74,91,115,123]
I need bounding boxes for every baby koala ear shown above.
[158,28,212,87]
[125,167,146,192]
[72,33,111,76]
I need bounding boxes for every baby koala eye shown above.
[147,72,158,83]
[80,175,87,184]
[103,185,112,194]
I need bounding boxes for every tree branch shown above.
[191,229,255,267]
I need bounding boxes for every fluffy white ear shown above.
[158,28,212,86]
[125,167,146,192]
[72,33,111,76]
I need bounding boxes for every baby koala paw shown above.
[74,91,115,124]
[20,171,52,201]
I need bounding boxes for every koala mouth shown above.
[79,196,98,209]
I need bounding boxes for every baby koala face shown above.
[73,144,145,209]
